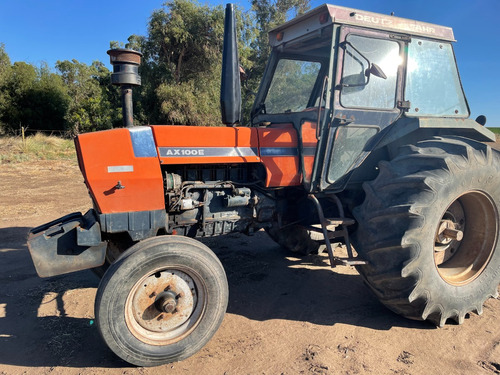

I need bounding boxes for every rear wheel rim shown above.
[434,190,498,286]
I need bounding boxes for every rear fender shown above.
[377,117,496,148]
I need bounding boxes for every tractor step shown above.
[325,217,355,226]
[308,226,350,241]
[308,194,367,269]
[332,258,368,266]
[308,217,355,228]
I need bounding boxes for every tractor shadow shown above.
[203,231,433,330]
[0,227,432,369]
[0,227,129,368]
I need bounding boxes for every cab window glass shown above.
[405,38,468,116]
[340,35,400,109]
[264,59,321,114]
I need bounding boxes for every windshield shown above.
[264,58,322,114]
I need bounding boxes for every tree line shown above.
[0,0,309,136]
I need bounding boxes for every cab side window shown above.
[340,35,400,110]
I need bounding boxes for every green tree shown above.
[0,44,119,135]
[56,59,119,134]
[138,0,226,125]
[0,43,10,85]
[0,60,68,133]
[123,0,256,126]
[0,62,36,132]
[24,63,68,132]
[0,44,12,131]
[250,0,310,76]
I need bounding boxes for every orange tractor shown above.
[28,3,499,367]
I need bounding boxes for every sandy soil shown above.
[1,157,500,375]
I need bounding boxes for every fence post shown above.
[21,124,26,151]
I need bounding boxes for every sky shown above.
[1,0,499,126]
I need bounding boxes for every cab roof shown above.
[269,4,455,47]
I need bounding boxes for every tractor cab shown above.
[249,4,473,192]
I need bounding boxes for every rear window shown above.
[405,39,468,117]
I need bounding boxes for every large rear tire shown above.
[353,137,500,326]
[95,236,228,366]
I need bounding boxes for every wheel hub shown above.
[434,191,498,285]
[435,219,463,246]
[155,290,178,313]
[125,268,204,345]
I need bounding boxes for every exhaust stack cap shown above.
[107,48,142,127]
[107,48,142,86]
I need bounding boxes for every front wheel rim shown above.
[434,190,498,286]
[125,267,206,345]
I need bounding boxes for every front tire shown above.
[353,137,500,326]
[95,236,228,366]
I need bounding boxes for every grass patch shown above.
[488,127,500,142]
[0,133,76,164]
[490,128,500,142]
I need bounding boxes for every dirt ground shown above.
[1,156,500,375]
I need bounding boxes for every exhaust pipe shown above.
[220,3,241,126]
[107,48,142,127]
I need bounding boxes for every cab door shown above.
[252,53,331,187]
[311,26,406,192]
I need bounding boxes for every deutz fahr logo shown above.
[164,148,205,156]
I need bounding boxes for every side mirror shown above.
[368,63,387,80]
